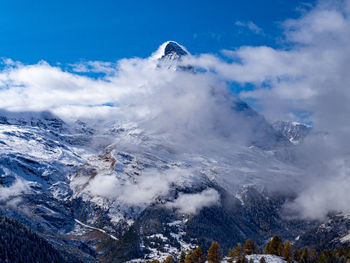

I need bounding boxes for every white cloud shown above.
[69,61,117,74]
[0,179,30,202]
[181,0,350,219]
[0,0,350,220]
[86,167,195,206]
[286,172,350,219]
[235,20,264,35]
[165,189,220,214]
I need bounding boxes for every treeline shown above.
[145,236,350,263]
[0,216,71,263]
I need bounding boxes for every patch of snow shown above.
[148,233,168,242]
[340,233,350,243]
[223,254,286,263]
[74,219,118,240]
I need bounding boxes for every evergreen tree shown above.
[236,254,248,263]
[0,216,71,263]
[228,243,243,260]
[277,242,283,257]
[207,242,222,263]
[185,250,196,263]
[318,249,336,263]
[301,247,309,263]
[179,251,186,263]
[294,248,302,261]
[309,249,318,263]
[193,246,205,263]
[264,236,283,256]
[335,246,344,258]
[344,246,350,259]
[259,256,266,263]
[163,255,174,263]
[282,241,292,261]
[244,239,257,255]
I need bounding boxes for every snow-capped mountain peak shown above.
[152,41,189,60]
[152,41,194,71]
[0,42,324,262]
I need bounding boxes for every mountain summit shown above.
[153,41,193,71]
[0,41,337,263]
[161,41,188,59]
[153,41,189,60]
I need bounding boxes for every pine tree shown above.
[228,243,243,260]
[335,246,344,258]
[236,255,248,263]
[0,216,68,263]
[163,255,174,263]
[193,246,205,263]
[179,251,186,263]
[207,242,222,263]
[185,250,196,263]
[301,247,309,263]
[243,239,257,255]
[344,245,350,259]
[282,241,292,261]
[309,249,318,263]
[294,248,303,261]
[277,242,283,256]
[264,236,283,256]
[318,249,335,263]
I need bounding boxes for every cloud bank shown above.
[86,167,191,206]
[0,0,350,219]
[166,189,220,214]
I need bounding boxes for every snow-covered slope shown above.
[223,255,286,263]
[0,108,308,261]
[296,213,350,250]
[0,42,324,262]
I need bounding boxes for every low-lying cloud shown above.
[0,179,30,202]
[86,167,195,206]
[86,169,220,214]
[0,0,349,219]
[165,189,220,214]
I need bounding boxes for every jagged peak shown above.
[151,41,189,60]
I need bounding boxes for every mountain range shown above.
[0,41,348,263]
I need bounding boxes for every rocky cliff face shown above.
[272,121,311,145]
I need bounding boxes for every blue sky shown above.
[0,0,315,64]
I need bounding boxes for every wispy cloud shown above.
[234,20,264,35]
[0,179,30,202]
[165,189,220,214]
[69,61,117,74]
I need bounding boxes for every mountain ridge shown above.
[0,42,344,262]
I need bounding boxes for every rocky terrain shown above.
[0,41,348,262]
